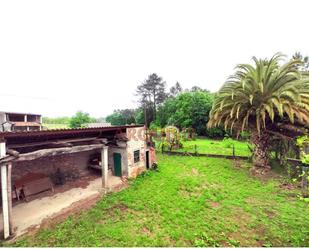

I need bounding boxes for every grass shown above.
[42,123,69,129]
[168,137,251,157]
[9,153,308,247]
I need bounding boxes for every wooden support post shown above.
[1,141,10,239]
[7,162,14,235]
[101,146,108,190]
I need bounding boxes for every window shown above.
[134,150,140,163]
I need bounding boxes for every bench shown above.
[14,173,54,201]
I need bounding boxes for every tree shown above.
[136,73,167,124]
[134,108,146,125]
[157,91,214,135]
[190,86,204,92]
[106,109,137,125]
[169,82,183,97]
[208,53,309,170]
[105,112,125,126]
[69,111,94,128]
[292,52,309,71]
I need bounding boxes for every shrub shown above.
[222,137,234,148]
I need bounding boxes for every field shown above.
[42,123,69,130]
[163,137,251,157]
[11,154,308,247]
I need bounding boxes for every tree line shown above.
[105,74,225,137]
[43,111,99,129]
[45,51,309,141]
[105,52,309,139]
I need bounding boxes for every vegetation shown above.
[105,85,226,137]
[21,52,309,247]
[106,109,139,126]
[172,137,251,157]
[168,81,183,97]
[159,126,183,150]
[69,111,95,128]
[11,154,309,247]
[105,79,224,137]
[208,53,309,170]
[42,123,69,129]
[157,91,214,135]
[292,52,309,72]
[42,116,71,125]
[43,112,100,129]
[136,73,168,125]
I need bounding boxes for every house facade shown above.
[0,112,42,132]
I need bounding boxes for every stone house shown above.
[0,124,156,239]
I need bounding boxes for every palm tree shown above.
[208,53,309,170]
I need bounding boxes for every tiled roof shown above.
[0,124,144,139]
[13,122,41,127]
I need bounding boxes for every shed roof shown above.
[0,124,144,142]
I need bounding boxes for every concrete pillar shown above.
[101,146,108,190]
[24,115,27,122]
[7,162,13,235]
[0,142,10,239]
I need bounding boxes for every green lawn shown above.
[42,123,69,130]
[168,138,251,157]
[10,154,308,247]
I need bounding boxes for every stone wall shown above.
[126,126,147,178]
[12,150,99,185]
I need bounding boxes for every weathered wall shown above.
[146,147,156,168]
[12,150,99,185]
[126,126,147,178]
[107,144,128,176]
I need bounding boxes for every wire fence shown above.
[160,143,250,160]
[163,142,248,155]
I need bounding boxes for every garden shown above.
[9,153,309,247]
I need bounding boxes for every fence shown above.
[160,143,249,160]
[160,143,308,197]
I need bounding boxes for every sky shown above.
[1,0,309,118]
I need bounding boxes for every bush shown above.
[149,121,161,130]
[69,111,93,128]
[222,137,234,148]
[240,131,250,141]
[206,127,226,138]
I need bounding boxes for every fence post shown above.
[302,165,308,197]
[194,144,197,156]
[162,144,164,154]
[232,144,235,158]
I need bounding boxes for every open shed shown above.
[0,124,156,239]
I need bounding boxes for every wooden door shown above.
[146,151,150,169]
[113,153,122,177]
